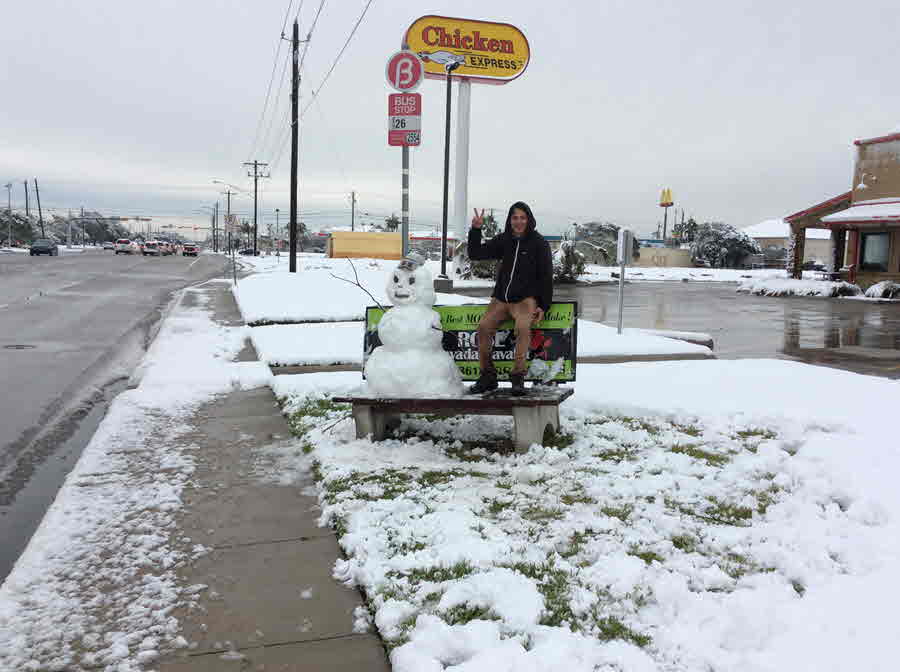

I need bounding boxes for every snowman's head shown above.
[386,262,435,307]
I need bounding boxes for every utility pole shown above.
[275,208,280,253]
[213,201,219,252]
[24,181,30,218]
[289,19,300,272]
[244,160,270,256]
[34,179,45,238]
[350,190,356,231]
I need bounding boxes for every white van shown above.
[115,239,136,254]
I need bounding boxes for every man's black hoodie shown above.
[467,201,553,311]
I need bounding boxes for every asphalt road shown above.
[0,248,229,579]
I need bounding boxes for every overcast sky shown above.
[3,0,899,237]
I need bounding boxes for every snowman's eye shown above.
[393,275,399,283]
[409,276,416,285]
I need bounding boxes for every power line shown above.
[301,0,375,118]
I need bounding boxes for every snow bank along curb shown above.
[0,282,271,672]
[269,360,900,671]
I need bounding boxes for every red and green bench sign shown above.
[364,302,578,381]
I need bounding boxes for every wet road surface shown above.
[0,249,229,579]
[459,281,900,379]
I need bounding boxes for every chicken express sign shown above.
[403,15,530,85]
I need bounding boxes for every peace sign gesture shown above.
[471,208,485,229]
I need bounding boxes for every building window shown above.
[860,232,890,272]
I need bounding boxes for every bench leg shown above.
[512,405,560,454]
[352,405,389,441]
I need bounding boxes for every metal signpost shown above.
[403,16,531,281]
[225,214,238,285]
[386,50,424,258]
[616,228,634,335]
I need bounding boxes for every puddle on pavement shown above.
[0,378,129,582]
[455,283,900,378]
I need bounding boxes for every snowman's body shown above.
[364,262,463,397]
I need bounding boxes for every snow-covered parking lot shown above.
[272,360,900,671]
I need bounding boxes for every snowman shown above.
[364,256,464,397]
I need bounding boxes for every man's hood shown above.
[503,201,537,237]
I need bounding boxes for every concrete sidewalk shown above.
[159,283,389,670]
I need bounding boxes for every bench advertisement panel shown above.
[364,302,578,382]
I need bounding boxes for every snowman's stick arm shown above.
[329,272,387,312]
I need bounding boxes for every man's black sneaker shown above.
[469,371,498,394]
[510,372,527,396]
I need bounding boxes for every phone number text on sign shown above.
[388,93,421,146]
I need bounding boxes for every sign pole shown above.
[616,228,633,334]
[617,261,625,334]
[439,63,459,281]
[401,145,410,257]
[451,78,471,277]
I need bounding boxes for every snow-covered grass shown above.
[271,360,900,671]
[0,282,271,672]
[737,277,862,297]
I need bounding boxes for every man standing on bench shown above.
[467,201,553,396]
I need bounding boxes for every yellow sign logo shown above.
[403,15,530,85]
[659,188,674,207]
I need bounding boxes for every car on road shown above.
[102,241,115,250]
[115,238,137,254]
[182,244,199,257]
[30,239,59,256]
[142,241,160,256]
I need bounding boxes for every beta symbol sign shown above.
[385,50,424,92]
[388,93,421,147]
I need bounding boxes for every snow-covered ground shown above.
[0,282,271,671]
[273,361,899,671]
[234,258,490,325]
[250,319,711,368]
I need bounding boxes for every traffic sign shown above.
[388,93,421,146]
[385,50,424,92]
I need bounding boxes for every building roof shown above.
[854,131,900,147]
[821,201,900,224]
[783,192,852,224]
[742,219,831,240]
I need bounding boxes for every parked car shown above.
[142,241,160,256]
[182,244,199,257]
[238,248,260,256]
[30,239,59,256]
[115,238,137,254]
[102,241,115,250]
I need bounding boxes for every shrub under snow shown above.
[864,280,900,299]
[737,278,861,297]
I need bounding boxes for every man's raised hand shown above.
[471,208,485,229]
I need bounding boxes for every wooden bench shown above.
[333,387,574,454]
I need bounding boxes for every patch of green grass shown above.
[561,491,596,506]
[593,447,637,462]
[671,534,698,553]
[595,616,651,648]
[506,560,576,627]
[521,503,565,522]
[675,424,703,437]
[394,540,427,554]
[670,444,730,467]
[419,469,466,487]
[495,479,514,490]
[286,397,350,438]
[622,417,661,436]
[704,497,754,525]
[559,529,594,559]
[442,603,498,625]
[600,504,634,522]
[393,561,475,584]
[628,548,664,566]
[484,497,515,516]
[736,428,777,441]
[543,430,575,449]
[791,579,806,597]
